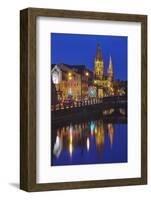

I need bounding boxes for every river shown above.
[51,115,127,166]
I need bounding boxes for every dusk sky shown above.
[51,33,127,81]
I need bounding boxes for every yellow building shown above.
[107,55,114,82]
[51,64,92,101]
[94,43,114,97]
[58,64,81,101]
[94,43,104,81]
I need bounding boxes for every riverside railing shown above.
[51,95,127,111]
[51,98,103,111]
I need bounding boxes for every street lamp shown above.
[68,72,72,80]
[67,72,73,98]
[68,72,72,76]
[85,71,89,77]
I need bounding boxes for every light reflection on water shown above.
[51,119,127,166]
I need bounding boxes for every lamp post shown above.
[94,80,98,99]
[85,71,89,77]
[80,70,89,103]
[85,71,89,101]
[67,72,73,98]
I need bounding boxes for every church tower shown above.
[107,55,113,82]
[94,43,104,80]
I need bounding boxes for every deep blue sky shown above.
[51,33,127,81]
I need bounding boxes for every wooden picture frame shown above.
[20,7,147,192]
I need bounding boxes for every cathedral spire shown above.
[94,42,104,81]
[96,42,103,61]
[107,55,113,81]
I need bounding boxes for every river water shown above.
[51,117,127,166]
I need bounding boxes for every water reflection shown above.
[52,119,127,166]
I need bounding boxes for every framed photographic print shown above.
[20,8,147,191]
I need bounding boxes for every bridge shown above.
[52,95,127,123]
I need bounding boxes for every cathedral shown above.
[94,43,114,98]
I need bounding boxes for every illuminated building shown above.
[51,42,126,101]
[51,64,93,101]
[94,43,114,97]
[65,64,93,100]
[94,43,104,80]
[51,64,81,101]
[107,56,113,82]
